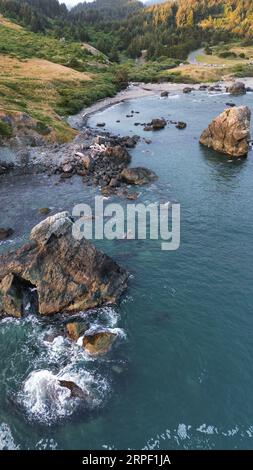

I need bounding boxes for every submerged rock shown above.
[0,228,14,241]
[83,331,117,356]
[38,208,51,215]
[0,212,128,317]
[199,106,251,157]
[228,81,246,96]
[121,167,157,185]
[126,192,139,201]
[176,121,187,130]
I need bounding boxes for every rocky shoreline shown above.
[0,78,252,417]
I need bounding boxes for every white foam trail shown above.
[0,423,19,450]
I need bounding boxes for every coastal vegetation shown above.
[1,0,253,139]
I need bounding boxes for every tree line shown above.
[0,0,253,60]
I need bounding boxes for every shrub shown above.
[0,119,12,138]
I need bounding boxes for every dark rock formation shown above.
[144,119,166,131]
[150,118,166,130]
[65,319,89,341]
[58,380,90,400]
[228,82,246,96]
[200,106,251,157]
[38,208,51,215]
[0,212,128,317]
[0,228,14,241]
[121,167,157,185]
[176,121,187,130]
[183,87,193,94]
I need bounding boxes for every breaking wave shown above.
[1,304,126,426]
[17,367,107,425]
[0,423,19,450]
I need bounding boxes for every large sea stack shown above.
[199,106,251,157]
[0,212,128,317]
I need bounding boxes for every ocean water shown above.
[1,90,253,449]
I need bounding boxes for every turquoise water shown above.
[1,90,253,449]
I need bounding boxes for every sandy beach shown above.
[68,77,253,130]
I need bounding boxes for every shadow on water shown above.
[200,144,248,180]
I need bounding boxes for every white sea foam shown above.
[35,438,58,450]
[1,303,126,426]
[168,94,180,100]
[18,366,108,425]
[0,423,19,450]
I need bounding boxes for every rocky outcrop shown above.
[228,82,246,96]
[151,118,166,130]
[58,380,90,400]
[199,106,251,157]
[103,145,131,166]
[0,212,128,317]
[65,319,88,341]
[121,167,158,185]
[0,228,14,241]
[144,119,166,132]
[0,111,54,146]
[83,331,117,356]
[0,274,23,318]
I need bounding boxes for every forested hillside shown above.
[71,0,143,20]
[117,0,253,59]
[0,0,253,60]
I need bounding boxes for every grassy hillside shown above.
[0,16,119,142]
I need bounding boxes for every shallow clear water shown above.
[1,90,253,449]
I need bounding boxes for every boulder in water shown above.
[65,319,89,341]
[121,167,157,185]
[176,121,187,130]
[228,81,246,96]
[83,331,117,356]
[38,208,51,215]
[0,212,129,316]
[58,380,89,400]
[183,87,193,94]
[199,106,251,157]
[0,228,14,241]
[150,118,166,130]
